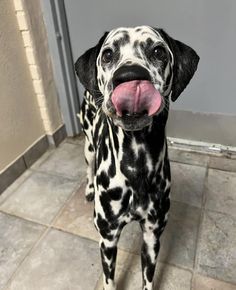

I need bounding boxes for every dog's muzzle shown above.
[111,65,162,118]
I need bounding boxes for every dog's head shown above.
[75,26,199,131]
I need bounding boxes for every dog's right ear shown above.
[75,32,109,95]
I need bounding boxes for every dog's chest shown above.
[93,112,170,217]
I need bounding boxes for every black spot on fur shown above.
[100,138,108,161]
[97,171,110,189]
[107,187,122,200]
[96,213,114,240]
[146,262,156,282]
[88,144,93,152]
[108,164,116,178]
[118,189,131,215]
[83,119,88,130]
[113,34,130,49]
[146,37,155,48]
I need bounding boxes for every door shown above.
[43,0,236,145]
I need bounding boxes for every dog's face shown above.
[75,26,199,131]
[96,26,173,130]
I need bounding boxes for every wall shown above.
[20,0,63,135]
[0,0,45,171]
[64,0,236,146]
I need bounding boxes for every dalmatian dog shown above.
[75,26,199,290]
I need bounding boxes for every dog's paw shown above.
[85,183,95,202]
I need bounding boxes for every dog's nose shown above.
[112,65,151,88]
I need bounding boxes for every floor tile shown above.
[158,201,201,269]
[0,170,32,206]
[54,183,143,251]
[96,251,192,290]
[103,201,200,269]
[54,181,99,241]
[7,229,102,290]
[153,263,192,290]
[205,169,236,217]
[170,162,206,208]
[168,148,209,167]
[209,156,236,172]
[0,212,45,290]
[193,274,236,290]
[34,142,86,179]
[197,210,236,284]
[0,171,79,224]
[118,222,142,253]
[55,183,200,269]
[30,147,56,170]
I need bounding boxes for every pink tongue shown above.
[111,80,162,117]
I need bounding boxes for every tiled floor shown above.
[0,137,236,290]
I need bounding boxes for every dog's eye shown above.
[102,49,113,63]
[152,45,166,59]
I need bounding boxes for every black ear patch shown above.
[75,32,109,95]
[157,29,200,102]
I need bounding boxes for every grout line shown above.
[207,166,236,174]
[0,209,51,228]
[191,162,209,290]
[202,159,210,211]
[65,138,85,146]
[49,180,86,227]
[30,147,57,167]
[170,159,209,168]
[29,166,86,182]
[3,225,50,289]
[170,199,202,211]
[51,225,99,244]
[115,248,195,274]
[192,273,236,287]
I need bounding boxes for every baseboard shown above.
[0,125,67,195]
[47,124,67,147]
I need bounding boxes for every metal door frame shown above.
[41,0,81,136]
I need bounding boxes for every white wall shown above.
[0,0,45,171]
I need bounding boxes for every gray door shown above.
[46,0,236,145]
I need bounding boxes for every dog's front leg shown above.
[99,236,119,290]
[140,217,168,290]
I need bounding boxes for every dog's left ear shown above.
[157,29,200,102]
[74,32,109,95]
